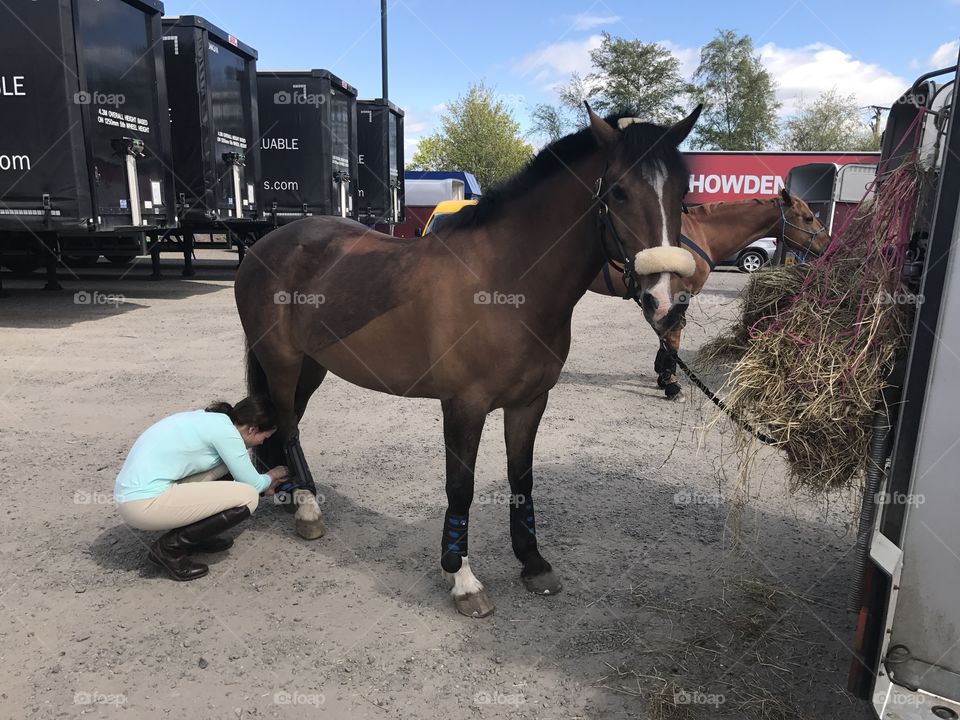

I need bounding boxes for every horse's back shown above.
[235,216,428,354]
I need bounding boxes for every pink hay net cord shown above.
[748,108,927,354]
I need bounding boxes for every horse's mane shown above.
[691,197,778,216]
[440,112,689,232]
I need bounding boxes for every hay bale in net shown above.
[696,161,930,492]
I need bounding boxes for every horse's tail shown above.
[245,336,270,400]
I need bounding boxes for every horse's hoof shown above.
[454,590,495,618]
[664,383,683,400]
[522,569,562,595]
[656,375,668,389]
[293,490,325,540]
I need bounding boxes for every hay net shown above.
[697,119,933,493]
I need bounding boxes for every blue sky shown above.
[164,0,960,159]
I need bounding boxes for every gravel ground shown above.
[0,250,873,720]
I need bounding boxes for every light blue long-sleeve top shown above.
[114,410,271,503]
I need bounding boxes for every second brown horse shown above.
[589,191,831,399]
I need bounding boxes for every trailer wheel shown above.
[105,254,137,266]
[2,255,43,275]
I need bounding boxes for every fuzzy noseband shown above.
[633,246,696,277]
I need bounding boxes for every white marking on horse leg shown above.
[447,556,484,598]
[293,489,325,540]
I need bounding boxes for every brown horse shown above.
[589,191,831,399]
[234,104,702,617]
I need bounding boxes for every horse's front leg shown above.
[440,398,493,618]
[657,325,684,401]
[504,392,562,596]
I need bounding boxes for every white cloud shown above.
[510,35,604,91]
[513,36,908,122]
[758,42,907,115]
[568,13,619,31]
[658,40,700,80]
[401,105,443,165]
[930,40,960,68]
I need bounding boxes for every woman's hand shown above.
[267,466,290,481]
[264,466,290,496]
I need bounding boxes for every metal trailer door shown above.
[75,0,168,232]
[786,162,839,233]
[328,88,352,218]
[206,38,253,219]
[0,0,89,230]
[388,108,403,224]
[867,63,960,719]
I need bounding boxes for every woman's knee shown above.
[239,484,260,514]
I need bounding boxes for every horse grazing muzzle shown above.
[633,246,696,278]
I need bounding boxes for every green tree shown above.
[579,32,688,122]
[783,89,881,151]
[531,35,689,143]
[690,29,780,150]
[529,103,575,143]
[409,83,533,188]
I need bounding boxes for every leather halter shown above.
[593,163,643,306]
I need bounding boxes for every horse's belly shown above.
[310,304,440,398]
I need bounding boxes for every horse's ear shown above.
[585,101,618,149]
[666,103,703,146]
[781,187,794,206]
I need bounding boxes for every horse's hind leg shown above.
[255,344,325,539]
[440,398,493,618]
[504,392,562,596]
[286,355,328,495]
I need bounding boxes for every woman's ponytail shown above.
[205,396,277,431]
[204,401,237,424]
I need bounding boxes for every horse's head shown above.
[778,189,832,258]
[586,103,702,335]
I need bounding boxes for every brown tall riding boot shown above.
[148,506,252,581]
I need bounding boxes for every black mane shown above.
[438,112,688,232]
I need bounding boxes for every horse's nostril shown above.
[641,293,658,315]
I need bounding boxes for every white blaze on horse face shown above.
[447,555,484,598]
[641,161,673,323]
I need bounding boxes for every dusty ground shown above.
[0,250,873,720]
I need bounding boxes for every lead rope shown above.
[664,201,826,443]
[663,339,777,446]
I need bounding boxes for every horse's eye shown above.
[804,215,814,223]
[611,186,628,203]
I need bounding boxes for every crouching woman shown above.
[114,396,288,581]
